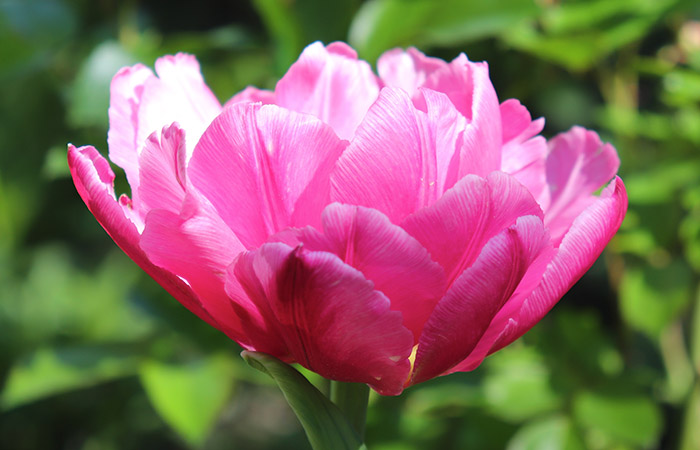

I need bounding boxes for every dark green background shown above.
[1,0,700,448]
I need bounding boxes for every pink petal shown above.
[136,123,188,217]
[544,127,621,244]
[107,64,154,196]
[224,86,276,108]
[272,204,447,341]
[332,87,466,223]
[377,47,446,97]
[108,54,222,177]
[139,197,253,346]
[274,41,380,140]
[231,243,414,395]
[189,103,346,249]
[500,99,548,205]
[454,177,627,372]
[447,57,503,178]
[411,215,550,384]
[67,145,219,331]
[401,172,543,285]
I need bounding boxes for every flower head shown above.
[68,42,627,395]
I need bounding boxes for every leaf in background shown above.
[242,351,365,450]
[573,392,662,448]
[253,0,359,73]
[0,246,152,345]
[139,354,235,447]
[619,261,693,339]
[623,160,700,205]
[482,347,561,422]
[349,0,539,62]
[1,347,138,410]
[0,0,77,76]
[68,41,136,129]
[507,415,585,450]
[503,0,678,71]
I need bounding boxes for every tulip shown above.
[68,42,626,397]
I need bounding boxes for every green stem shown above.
[330,381,370,440]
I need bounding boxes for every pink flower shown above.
[68,42,627,395]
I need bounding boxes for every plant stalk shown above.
[330,381,370,440]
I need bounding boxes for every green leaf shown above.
[139,354,235,447]
[507,415,585,450]
[349,0,539,62]
[1,346,138,410]
[503,0,678,70]
[619,261,693,339]
[252,0,359,72]
[68,41,136,129]
[242,351,365,450]
[573,391,662,447]
[483,347,561,422]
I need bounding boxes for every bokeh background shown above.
[1,0,700,448]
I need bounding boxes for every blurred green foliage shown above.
[1,0,699,448]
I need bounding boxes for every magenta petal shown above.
[136,124,188,216]
[139,198,252,345]
[332,87,466,222]
[402,172,543,284]
[411,215,550,384]
[272,204,446,341]
[232,243,414,395]
[544,127,621,244]
[189,102,346,249]
[454,177,628,372]
[275,41,380,140]
[67,145,218,330]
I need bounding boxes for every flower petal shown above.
[332,87,466,222]
[231,243,414,395]
[454,177,627,372]
[447,57,502,178]
[108,54,222,178]
[275,41,380,140]
[189,102,346,249]
[67,145,218,330]
[544,127,620,244]
[411,215,550,384]
[500,99,548,206]
[136,123,188,217]
[401,172,543,285]
[377,47,446,97]
[138,193,255,344]
[272,204,446,341]
[225,86,276,108]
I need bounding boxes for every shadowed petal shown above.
[272,204,446,341]
[231,243,414,395]
[139,195,253,345]
[454,177,627,372]
[67,145,219,331]
[411,215,550,384]
[401,172,543,285]
[544,127,620,244]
